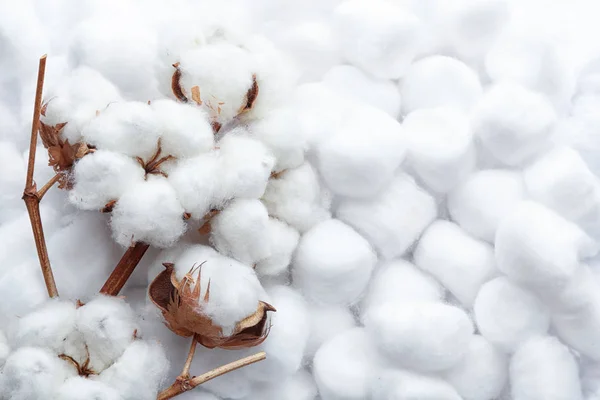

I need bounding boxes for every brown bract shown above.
[149,263,276,349]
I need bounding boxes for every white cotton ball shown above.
[110,177,187,248]
[76,296,138,372]
[442,335,508,400]
[99,340,169,400]
[316,105,406,198]
[336,172,437,259]
[69,150,146,210]
[539,264,600,313]
[54,377,121,400]
[414,220,497,307]
[472,82,557,166]
[364,302,473,372]
[0,260,48,319]
[510,336,583,400]
[255,218,299,277]
[474,277,550,353]
[313,328,383,400]
[448,169,526,242]
[371,369,462,400]
[0,330,10,366]
[322,65,402,117]
[400,55,482,115]
[292,219,377,305]
[305,305,357,358]
[243,369,317,400]
[262,163,331,233]
[151,99,214,158]
[210,198,271,265]
[402,107,475,193]
[495,201,597,292]
[333,0,423,79]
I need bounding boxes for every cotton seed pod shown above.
[149,263,276,349]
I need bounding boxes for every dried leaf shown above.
[238,74,259,114]
[171,63,188,103]
[191,86,202,105]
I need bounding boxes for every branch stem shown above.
[25,55,47,189]
[99,242,150,296]
[37,173,61,200]
[181,337,198,378]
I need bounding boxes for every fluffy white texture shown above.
[442,335,508,400]
[402,107,475,193]
[370,369,462,400]
[360,260,444,323]
[316,105,406,198]
[472,82,557,166]
[414,220,497,307]
[322,65,402,117]
[54,377,121,400]
[69,150,146,210]
[76,296,139,372]
[474,277,550,353]
[538,264,600,313]
[292,219,377,305]
[364,302,473,371]
[151,99,214,158]
[400,55,482,115]
[262,163,332,233]
[333,0,423,79]
[305,304,356,358]
[524,146,600,235]
[99,340,169,400]
[0,330,10,367]
[0,260,48,320]
[0,141,26,225]
[336,172,437,259]
[110,177,187,248]
[495,201,598,292]
[255,218,299,276]
[243,369,317,400]
[210,198,271,265]
[510,336,583,400]
[447,169,526,242]
[313,328,383,400]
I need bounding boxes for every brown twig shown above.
[157,352,266,400]
[37,173,61,200]
[181,337,198,379]
[99,242,150,295]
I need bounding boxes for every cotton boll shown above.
[333,0,423,79]
[364,302,473,371]
[472,82,557,166]
[54,377,121,400]
[293,219,376,305]
[255,219,299,277]
[474,277,550,352]
[495,201,597,292]
[400,55,483,115]
[402,107,475,193]
[336,172,437,259]
[262,163,331,233]
[110,177,187,248]
[510,336,583,400]
[210,198,271,265]
[305,305,356,358]
[448,169,526,242]
[371,369,462,400]
[244,369,317,400]
[69,150,145,210]
[442,335,508,400]
[414,220,497,307]
[313,328,383,400]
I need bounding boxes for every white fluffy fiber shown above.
[371,369,462,400]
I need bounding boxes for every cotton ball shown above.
[210,198,271,265]
[364,302,473,371]
[313,328,383,400]
[472,82,557,166]
[110,177,186,248]
[262,163,331,233]
[82,101,161,159]
[0,330,9,366]
[442,335,508,400]
[76,295,138,372]
[510,336,583,400]
[316,104,406,198]
[448,169,526,242]
[402,107,475,192]
[243,369,317,400]
[69,150,146,210]
[255,219,299,277]
[474,277,550,352]
[336,172,437,259]
[0,260,48,319]
[305,305,356,358]
[151,99,214,158]
[414,220,497,307]
[371,369,462,400]
[54,377,121,400]
[293,219,376,305]
[333,0,422,79]
[495,201,597,292]
[539,264,600,313]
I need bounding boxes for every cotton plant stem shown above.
[36,173,61,200]
[157,352,266,400]
[99,242,150,295]
[181,337,198,378]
